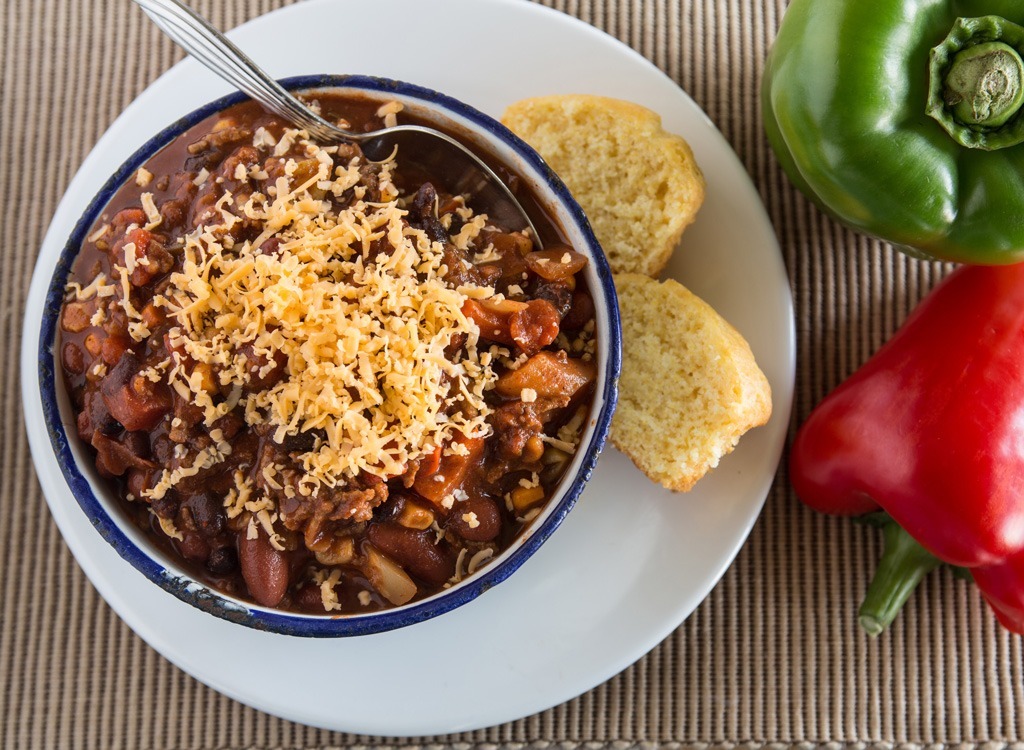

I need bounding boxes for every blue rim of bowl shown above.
[39,74,621,637]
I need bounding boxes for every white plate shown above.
[22,0,794,735]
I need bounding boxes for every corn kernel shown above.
[511,485,545,512]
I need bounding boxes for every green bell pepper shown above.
[762,1,1024,264]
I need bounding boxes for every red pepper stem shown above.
[858,514,942,637]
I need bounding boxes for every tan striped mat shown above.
[3,0,1022,747]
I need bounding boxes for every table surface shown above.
[3,1,1022,748]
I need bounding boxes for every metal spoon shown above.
[132,0,541,243]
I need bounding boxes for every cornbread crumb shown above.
[610,274,771,492]
[502,95,705,276]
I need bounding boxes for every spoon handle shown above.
[132,0,345,142]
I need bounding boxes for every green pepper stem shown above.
[858,515,941,637]
[927,16,1024,149]
[945,41,1024,127]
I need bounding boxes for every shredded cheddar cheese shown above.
[146,127,500,501]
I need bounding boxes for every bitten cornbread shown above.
[502,94,705,277]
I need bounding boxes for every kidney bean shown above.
[238,343,288,391]
[447,496,502,542]
[62,342,86,375]
[294,583,325,612]
[562,291,595,331]
[365,523,453,585]
[257,237,282,257]
[177,531,210,563]
[238,529,290,607]
[125,468,152,500]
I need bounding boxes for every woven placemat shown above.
[4,0,1023,747]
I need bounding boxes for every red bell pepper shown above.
[791,264,1024,636]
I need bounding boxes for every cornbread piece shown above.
[502,95,705,276]
[611,274,771,491]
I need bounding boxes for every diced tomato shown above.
[412,434,485,506]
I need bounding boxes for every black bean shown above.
[532,280,573,318]
[150,493,178,519]
[183,492,225,537]
[207,545,237,575]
